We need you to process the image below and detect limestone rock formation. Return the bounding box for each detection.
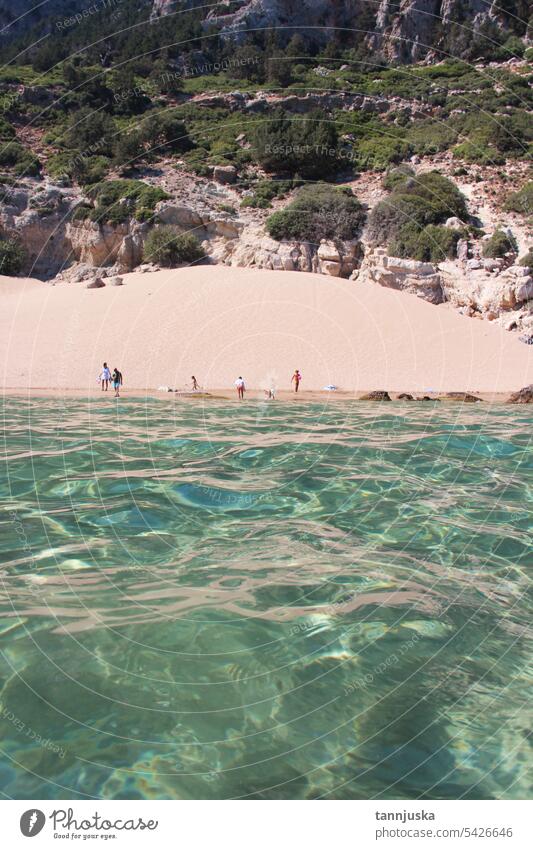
[508,385,533,403]
[204,0,522,63]
[360,249,444,305]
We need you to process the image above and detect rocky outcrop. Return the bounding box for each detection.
[0,180,79,277]
[360,391,392,401]
[204,0,522,63]
[441,262,533,330]
[213,165,237,184]
[508,385,533,404]
[359,249,444,304]
[443,392,482,402]
[195,90,430,120]
[66,220,146,272]
[220,229,362,277]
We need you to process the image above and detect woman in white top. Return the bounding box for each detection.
[100,363,111,391]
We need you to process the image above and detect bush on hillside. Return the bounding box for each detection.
[266,184,365,242]
[0,236,26,275]
[0,142,40,176]
[504,182,532,217]
[253,109,342,179]
[367,171,468,246]
[482,229,518,258]
[389,224,460,263]
[81,180,169,225]
[143,227,204,267]
[382,166,415,192]
[393,171,468,220]
[64,109,116,157]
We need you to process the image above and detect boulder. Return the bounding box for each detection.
[445,217,464,229]
[86,277,105,289]
[317,241,342,263]
[397,393,414,400]
[213,165,237,184]
[384,257,435,276]
[108,276,123,286]
[320,260,342,277]
[515,279,533,303]
[508,385,533,404]
[457,239,469,262]
[443,392,482,403]
[360,391,391,401]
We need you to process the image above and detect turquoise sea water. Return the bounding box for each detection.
[0,396,531,800]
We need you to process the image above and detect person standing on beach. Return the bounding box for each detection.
[191,376,199,391]
[235,376,245,400]
[100,363,111,391]
[112,367,123,398]
[292,369,302,393]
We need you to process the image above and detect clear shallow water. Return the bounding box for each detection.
[0,396,531,800]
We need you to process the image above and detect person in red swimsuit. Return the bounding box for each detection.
[235,376,245,400]
[292,369,302,393]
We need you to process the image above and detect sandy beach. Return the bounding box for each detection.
[1,266,532,396]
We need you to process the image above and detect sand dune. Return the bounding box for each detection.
[1,266,532,394]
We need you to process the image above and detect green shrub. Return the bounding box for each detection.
[0,117,15,141]
[266,184,364,242]
[0,142,40,175]
[383,166,415,192]
[355,135,410,171]
[47,152,110,184]
[83,180,169,225]
[452,142,505,166]
[482,229,518,258]
[141,112,193,155]
[241,179,293,209]
[393,171,468,221]
[253,109,341,179]
[64,109,116,157]
[367,171,467,245]
[0,236,26,275]
[504,182,532,217]
[389,224,460,262]
[143,227,204,266]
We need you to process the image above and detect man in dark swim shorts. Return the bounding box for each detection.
[112,367,123,397]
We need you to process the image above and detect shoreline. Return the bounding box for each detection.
[2,267,532,397]
[0,387,523,404]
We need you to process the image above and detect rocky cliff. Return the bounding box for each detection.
[204,0,528,62]
[1,0,527,61]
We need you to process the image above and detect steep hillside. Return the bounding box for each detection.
[1,0,530,62]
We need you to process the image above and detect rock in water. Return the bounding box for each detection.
[508,385,533,404]
[360,391,391,401]
[444,392,482,403]
[397,393,414,400]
